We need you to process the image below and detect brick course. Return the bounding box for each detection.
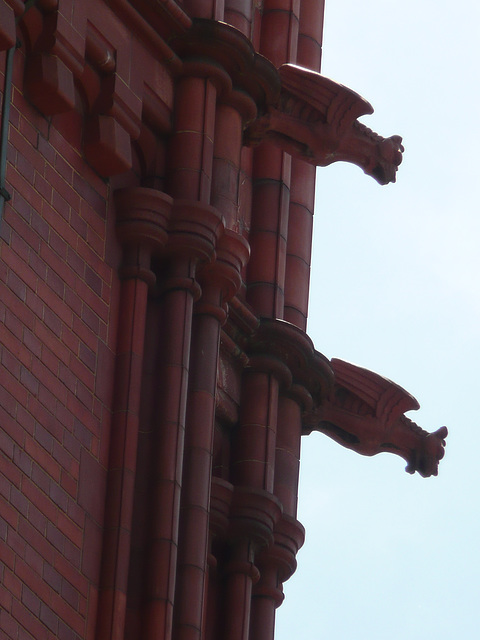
[1,6,117,638]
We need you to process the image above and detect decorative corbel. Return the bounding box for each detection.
[245,63,404,185]
[303,359,448,478]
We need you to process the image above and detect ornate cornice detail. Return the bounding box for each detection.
[10,9,282,179]
[228,486,283,551]
[245,63,404,185]
[115,187,173,250]
[114,187,173,286]
[197,229,250,303]
[8,7,403,185]
[255,514,305,586]
[304,358,448,477]
[166,199,224,264]
[170,18,280,124]
[246,318,334,401]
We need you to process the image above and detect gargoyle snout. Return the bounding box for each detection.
[380,135,404,165]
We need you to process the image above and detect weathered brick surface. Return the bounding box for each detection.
[1,23,118,640]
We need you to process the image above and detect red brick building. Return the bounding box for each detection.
[0,2,446,640]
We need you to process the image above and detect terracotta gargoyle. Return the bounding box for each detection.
[245,64,404,185]
[303,359,447,477]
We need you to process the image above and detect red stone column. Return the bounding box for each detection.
[182,0,225,21]
[174,231,249,640]
[283,158,315,330]
[143,202,223,640]
[223,489,282,640]
[249,559,282,640]
[96,188,172,640]
[233,357,291,492]
[247,0,301,319]
[168,73,218,203]
[224,0,253,38]
[245,321,330,640]
[247,147,291,319]
[249,388,310,640]
[211,103,248,231]
[260,0,300,67]
[274,387,311,517]
[224,356,289,640]
[207,477,235,640]
[248,385,310,640]
[284,0,325,329]
[297,0,324,70]
[250,517,304,640]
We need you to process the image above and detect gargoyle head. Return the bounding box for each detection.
[252,65,406,186]
[367,134,404,185]
[405,426,448,478]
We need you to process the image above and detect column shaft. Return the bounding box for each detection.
[97,270,150,640]
[274,395,302,517]
[169,76,217,203]
[175,288,223,640]
[234,370,280,492]
[284,0,324,328]
[143,257,198,640]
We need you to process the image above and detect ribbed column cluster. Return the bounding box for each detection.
[91,6,328,640]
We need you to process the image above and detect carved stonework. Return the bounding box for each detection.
[304,359,447,477]
[245,63,404,185]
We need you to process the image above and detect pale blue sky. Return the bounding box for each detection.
[277,2,480,638]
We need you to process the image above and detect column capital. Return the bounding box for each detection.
[228,486,282,551]
[171,18,280,124]
[246,319,334,400]
[114,187,173,285]
[167,199,224,264]
[270,514,305,583]
[210,230,250,301]
[115,187,173,252]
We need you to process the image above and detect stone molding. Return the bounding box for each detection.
[7,5,281,179]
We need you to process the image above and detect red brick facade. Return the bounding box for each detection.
[0,2,446,640]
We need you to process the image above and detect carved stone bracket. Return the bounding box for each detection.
[228,486,283,552]
[114,186,173,286]
[245,318,334,401]
[259,514,305,583]
[245,63,404,185]
[169,18,280,127]
[12,10,282,178]
[304,358,448,477]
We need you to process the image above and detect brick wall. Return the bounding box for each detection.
[0,43,119,640]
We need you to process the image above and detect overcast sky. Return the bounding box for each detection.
[277,1,480,638]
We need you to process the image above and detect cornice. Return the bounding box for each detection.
[9,7,283,179]
[169,18,280,123]
[246,318,334,401]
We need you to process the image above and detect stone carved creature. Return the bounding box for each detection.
[304,359,447,477]
[246,64,404,185]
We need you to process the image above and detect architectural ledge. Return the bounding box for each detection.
[304,359,448,477]
[245,63,404,185]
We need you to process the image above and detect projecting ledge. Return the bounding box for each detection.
[245,64,404,185]
[303,358,448,478]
